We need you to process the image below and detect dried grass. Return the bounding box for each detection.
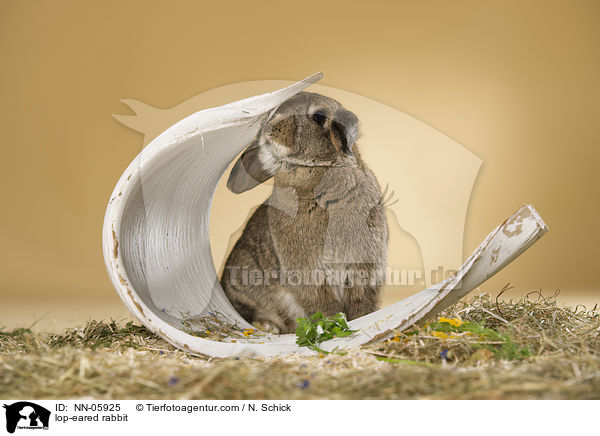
[1,288,599,399]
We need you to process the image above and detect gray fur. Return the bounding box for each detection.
[220,92,388,334]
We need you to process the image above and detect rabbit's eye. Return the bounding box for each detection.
[311,111,327,127]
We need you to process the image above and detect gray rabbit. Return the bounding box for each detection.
[220,92,388,334]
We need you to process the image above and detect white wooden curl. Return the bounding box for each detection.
[102,73,548,357]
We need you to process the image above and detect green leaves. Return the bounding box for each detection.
[295,312,356,354]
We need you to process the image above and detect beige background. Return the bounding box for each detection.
[1,0,599,330]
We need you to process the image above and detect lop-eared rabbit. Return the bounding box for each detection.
[221,92,388,334]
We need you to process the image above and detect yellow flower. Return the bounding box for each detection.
[387,335,402,343]
[438,317,463,327]
[431,331,449,339]
[243,329,254,337]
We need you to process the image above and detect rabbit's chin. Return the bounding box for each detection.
[257,143,287,175]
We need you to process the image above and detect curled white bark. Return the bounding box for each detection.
[102,74,548,357]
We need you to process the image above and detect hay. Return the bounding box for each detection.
[367,287,600,364]
[181,312,262,342]
[1,288,599,399]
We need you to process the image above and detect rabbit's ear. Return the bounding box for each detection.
[227,143,272,194]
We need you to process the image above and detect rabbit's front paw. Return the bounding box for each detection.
[253,320,281,335]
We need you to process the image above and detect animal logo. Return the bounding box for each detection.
[2,402,50,433]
